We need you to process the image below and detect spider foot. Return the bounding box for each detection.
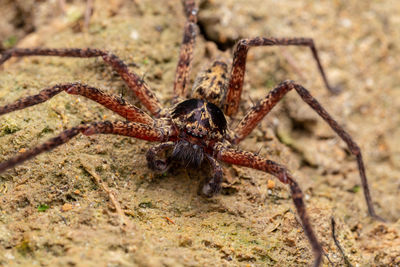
[0,50,12,65]
[146,150,170,173]
[201,177,222,197]
[327,84,343,95]
[147,158,170,173]
[145,143,174,173]
[370,211,386,222]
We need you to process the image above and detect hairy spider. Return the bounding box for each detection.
[0,1,381,266]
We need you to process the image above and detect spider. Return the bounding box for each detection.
[0,0,381,266]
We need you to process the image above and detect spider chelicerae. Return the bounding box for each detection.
[0,1,381,266]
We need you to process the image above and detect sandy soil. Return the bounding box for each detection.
[0,0,399,266]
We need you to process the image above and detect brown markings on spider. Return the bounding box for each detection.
[0,1,383,266]
[192,60,228,107]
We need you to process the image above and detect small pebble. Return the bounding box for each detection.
[267,179,275,189]
[61,203,74,212]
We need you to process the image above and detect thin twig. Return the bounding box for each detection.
[165,216,175,224]
[292,211,334,266]
[82,162,133,231]
[58,0,66,15]
[323,248,335,267]
[331,217,353,267]
[59,214,68,225]
[84,0,94,30]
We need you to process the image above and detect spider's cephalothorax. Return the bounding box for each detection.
[0,0,384,266]
[170,97,227,168]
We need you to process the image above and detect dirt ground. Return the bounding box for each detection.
[0,0,399,266]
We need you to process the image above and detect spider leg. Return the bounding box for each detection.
[216,145,323,267]
[0,121,173,173]
[0,83,154,125]
[146,142,175,172]
[225,37,337,116]
[0,48,162,116]
[201,154,223,197]
[230,80,381,220]
[173,0,198,102]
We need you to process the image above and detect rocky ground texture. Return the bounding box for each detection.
[0,0,399,266]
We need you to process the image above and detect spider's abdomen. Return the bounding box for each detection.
[191,60,228,109]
